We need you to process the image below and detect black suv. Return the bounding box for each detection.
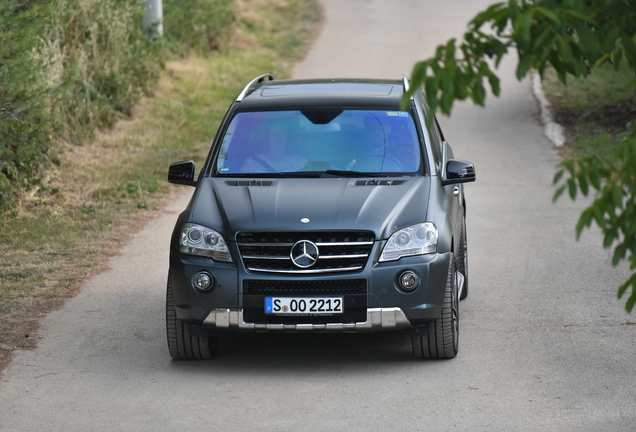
[167,74,475,360]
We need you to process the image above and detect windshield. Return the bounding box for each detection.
[215,109,422,176]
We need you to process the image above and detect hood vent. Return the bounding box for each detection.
[225,180,274,187]
[355,179,406,186]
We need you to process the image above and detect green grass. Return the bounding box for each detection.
[542,62,636,158]
[0,0,322,358]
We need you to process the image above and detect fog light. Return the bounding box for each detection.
[193,271,214,292]
[399,271,419,291]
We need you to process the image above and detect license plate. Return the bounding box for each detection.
[265,297,344,315]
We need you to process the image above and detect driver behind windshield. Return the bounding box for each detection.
[241,123,307,173]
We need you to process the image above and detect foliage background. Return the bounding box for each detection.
[0,0,237,211]
[405,0,636,312]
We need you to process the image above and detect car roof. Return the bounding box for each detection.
[236,78,408,111]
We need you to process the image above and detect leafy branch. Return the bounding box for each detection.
[553,129,636,312]
[404,0,636,312]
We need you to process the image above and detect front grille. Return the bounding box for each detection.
[243,279,366,295]
[237,231,375,274]
[243,308,367,325]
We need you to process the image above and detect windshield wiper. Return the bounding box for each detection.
[218,171,380,178]
[217,172,320,178]
[324,170,380,178]
[277,171,321,178]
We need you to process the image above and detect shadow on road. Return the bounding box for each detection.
[164,331,449,376]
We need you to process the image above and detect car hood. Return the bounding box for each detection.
[189,177,431,240]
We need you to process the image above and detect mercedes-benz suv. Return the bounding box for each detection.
[166,74,475,360]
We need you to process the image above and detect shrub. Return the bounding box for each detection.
[0,1,53,207]
[34,0,164,143]
[0,0,238,213]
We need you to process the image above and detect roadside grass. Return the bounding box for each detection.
[541,62,636,158]
[0,0,322,367]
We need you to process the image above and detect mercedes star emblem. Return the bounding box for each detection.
[290,240,319,268]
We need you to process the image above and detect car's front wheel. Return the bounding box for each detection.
[411,253,459,359]
[166,273,217,360]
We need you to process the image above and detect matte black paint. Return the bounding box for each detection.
[168,77,475,332]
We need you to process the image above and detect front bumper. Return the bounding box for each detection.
[170,247,453,332]
[202,307,412,332]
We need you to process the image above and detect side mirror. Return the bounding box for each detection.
[168,161,197,186]
[442,159,475,186]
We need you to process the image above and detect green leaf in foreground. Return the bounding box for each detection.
[406,0,636,313]
[554,130,636,312]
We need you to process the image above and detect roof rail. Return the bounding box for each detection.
[402,74,410,93]
[236,73,275,102]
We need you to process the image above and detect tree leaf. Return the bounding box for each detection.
[617,274,636,313]
[619,33,636,71]
[553,185,566,202]
[516,51,534,80]
[625,289,636,313]
[576,208,594,238]
[613,243,627,266]
[592,205,606,228]
[425,77,438,114]
[508,0,521,22]
[610,50,623,70]
[514,10,533,51]
[588,166,601,190]
[559,8,592,23]
[440,72,454,114]
[571,19,602,61]
[534,6,559,23]
[471,80,486,105]
[486,70,501,96]
[612,185,624,207]
[577,170,589,196]
[603,229,617,248]
[471,3,508,29]
[618,280,630,298]
[567,177,577,199]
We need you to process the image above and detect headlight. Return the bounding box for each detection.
[180,223,233,262]
[379,222,438,262]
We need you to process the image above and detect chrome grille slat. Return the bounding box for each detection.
[246,266,364,274]
[243,254,368,260]
[238,242,294,247]
[236,231,375,274]
[315,241,374,246]
[319,254,368,260]
[242,255,291,260]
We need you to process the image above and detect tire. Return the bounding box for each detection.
[457,218,469,300]
[166,274,217,360]
[412,253,459,359]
